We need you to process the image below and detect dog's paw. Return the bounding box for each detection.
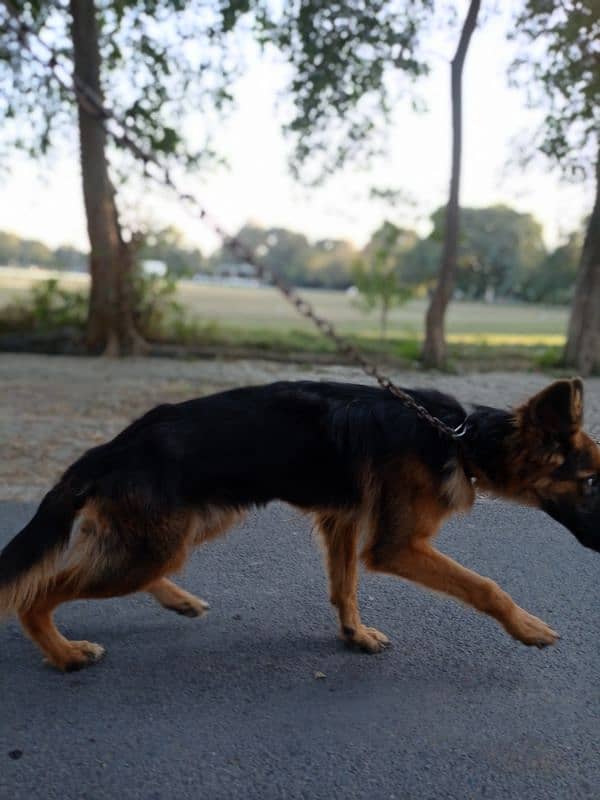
[505,608,559,648]
[46,641,106,672]
[169,596,210,618]
[343,625,390,654]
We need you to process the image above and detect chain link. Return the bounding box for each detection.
[0,7,473,443]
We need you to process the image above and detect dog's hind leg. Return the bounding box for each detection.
[145,507,245,618]
[316,512,389,653]
[19,567,197,671]
[17,502,202,670]
[147,578,209,618]
[19,581,106,672]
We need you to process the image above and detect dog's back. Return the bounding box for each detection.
[63,381,466,511]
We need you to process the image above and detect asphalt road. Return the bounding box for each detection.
[0,499,598,800]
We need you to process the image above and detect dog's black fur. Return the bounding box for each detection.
[68,382,466,507]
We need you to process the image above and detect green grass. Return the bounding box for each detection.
[0,267,569,370]
[170,282,567,342]
[166,321,563,372]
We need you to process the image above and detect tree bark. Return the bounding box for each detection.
[422,0,481,368]
[381,298,389,338]
[564,147,600,375]
[69,0,145,355]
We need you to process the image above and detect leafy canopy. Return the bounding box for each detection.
[523,231,582,305]
[428,205,547,299]
[259,0,434,184]
[509,0,600,179]
[1,1,436,190]
[0,1,253,165]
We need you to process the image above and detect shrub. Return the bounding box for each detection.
[131,272,183,337]
[0,278,87,333]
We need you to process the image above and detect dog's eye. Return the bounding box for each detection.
[583,475,599,496]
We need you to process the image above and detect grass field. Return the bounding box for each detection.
[176,284,566,343]
[0,267,569,369]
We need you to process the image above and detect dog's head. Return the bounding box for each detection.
[507,378,600,552]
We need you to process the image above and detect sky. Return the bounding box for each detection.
[0,3,594,256]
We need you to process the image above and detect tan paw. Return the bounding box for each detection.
[343,625,390,654]
[167,595,209,618]
[505,608,559,648]
[47,641,106,672]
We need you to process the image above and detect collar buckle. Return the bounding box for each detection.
[453,418,469,438]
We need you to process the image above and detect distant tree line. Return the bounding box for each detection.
[0,231,87,272]
[0,226,205,277]
[1,203,582,306]
[216,205,582,304]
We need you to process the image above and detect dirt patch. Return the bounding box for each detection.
[2,353,599,502]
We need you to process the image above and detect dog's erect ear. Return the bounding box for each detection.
[524,378,584,434]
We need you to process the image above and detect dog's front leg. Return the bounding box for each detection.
[316,512,389,653]
[367,541,559,647]
[147,578,209,617]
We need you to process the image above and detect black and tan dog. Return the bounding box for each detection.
[1,377,598,671]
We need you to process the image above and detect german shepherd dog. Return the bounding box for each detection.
[1,377,599,671]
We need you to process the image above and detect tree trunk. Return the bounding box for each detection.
[422,0,481,368]
[381,298,389,339]
[69,0,145,355]
[564,148,600,375]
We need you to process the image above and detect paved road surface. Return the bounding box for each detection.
[1,500,598,800]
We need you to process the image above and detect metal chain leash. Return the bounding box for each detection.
[1,5,467,442]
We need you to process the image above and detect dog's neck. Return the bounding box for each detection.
[459,405,517,491]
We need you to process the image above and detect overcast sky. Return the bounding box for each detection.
[0,3,593,255]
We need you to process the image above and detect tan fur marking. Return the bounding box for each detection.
[147,578,209,616]
[368,540,558,647]
[18,580,106,671]
[315,509,389,653]
[571,380,584,425]
[0,506,107,617]
[359,462,559,648]
[495,412,600,507]
[442,460,475,511]
[0,555,62,619]
[191,507,246,545]
[58,500,111,589]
